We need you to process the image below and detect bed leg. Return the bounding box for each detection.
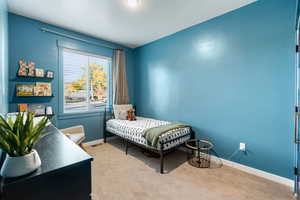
[125,140,128,155]
[191,128,196,139]
[104,132,107,143]
[160,151,164,174]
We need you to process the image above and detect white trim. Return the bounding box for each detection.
[63,47,112,60]
[85,141,294,188]
[211,156,293,188]
[83,139,103,146]
[62,47,111,115]
[83,136,118,146]
[178,147,293,188]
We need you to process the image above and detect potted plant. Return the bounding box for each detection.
[0,112,49,178]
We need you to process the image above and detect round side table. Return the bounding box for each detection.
[185,139,214,168]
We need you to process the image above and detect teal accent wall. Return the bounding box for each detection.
[134,0,296,179]
[8,13,135,141]
[0,0,8,115]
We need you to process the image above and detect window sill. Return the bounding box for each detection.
[58,110,104,120]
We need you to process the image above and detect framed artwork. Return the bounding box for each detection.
[28,104,45,116]
[46,106,53,115]
[18,104,28,112]
[16,84,34,96]
[34,82,52,96]
[46,71,54,79]
[35,68,45,77]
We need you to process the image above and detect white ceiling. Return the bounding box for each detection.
[8,0,256,48]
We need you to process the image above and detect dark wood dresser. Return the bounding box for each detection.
[0,125,93,200]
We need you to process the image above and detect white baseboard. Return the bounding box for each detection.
[85,140,293,188]
[83,136,118,146]
[83,139,103,146]
[211,156,293,188]
[179,147,293,188]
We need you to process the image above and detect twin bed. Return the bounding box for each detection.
[103,106,194,173]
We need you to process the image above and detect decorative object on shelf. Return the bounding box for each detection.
[34,82,52,96]
[27,61,36,77]
[18,104,28,112]
[0,112,49,178]
[46,106,53,115]
[17,60,28,76]
[46,70,54,79]
[35,68,45,78]
[28,104,46,116]
[17,60,54,80]
[16,84,34,96]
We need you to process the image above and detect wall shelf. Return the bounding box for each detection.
[16,74,54,80]
[16,95,54,98]
[35,114,55,118]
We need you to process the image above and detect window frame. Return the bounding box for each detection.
[59,47,112,118]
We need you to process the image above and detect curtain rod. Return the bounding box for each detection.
[40,27,124,51]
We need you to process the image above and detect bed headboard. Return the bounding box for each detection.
[104,104,136,122]
[104,105,114,122]
[103,104,136,142]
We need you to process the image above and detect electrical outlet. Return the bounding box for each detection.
[240,143,246,151]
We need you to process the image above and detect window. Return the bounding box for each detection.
[63,48,111,113]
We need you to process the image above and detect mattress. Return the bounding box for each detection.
[106,117,191,150]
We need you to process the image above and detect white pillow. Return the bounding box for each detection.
[113,104,133,120]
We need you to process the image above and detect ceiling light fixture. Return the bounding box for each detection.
[127,0,140,8]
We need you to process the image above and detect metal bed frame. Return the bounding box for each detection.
[103,105,195,174]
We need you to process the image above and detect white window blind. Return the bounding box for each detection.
[63,48,111,113]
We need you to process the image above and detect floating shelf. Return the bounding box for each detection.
[16,95,54,98]
[16,75,54,80]
[35,114,55,117]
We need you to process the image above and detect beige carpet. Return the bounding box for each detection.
[87,138,293,200]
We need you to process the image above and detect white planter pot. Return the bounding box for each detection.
[0,149,41,178]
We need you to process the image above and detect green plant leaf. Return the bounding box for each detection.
[7,117,14,129]
[0,115,13,132]
[0,113,48,156]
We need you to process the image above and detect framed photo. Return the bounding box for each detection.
[46,71,54,79]
[46,106,53,115]
[28,104,45,116]
[16,84,34,96]
[35,68,45,77]
[34,82,52,96]
[18,104,28,112]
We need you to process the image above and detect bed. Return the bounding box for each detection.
[103,106,194,174]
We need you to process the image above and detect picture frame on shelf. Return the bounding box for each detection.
[46,71,54,79]
[35,68,45,78]
[18,104,28,112]
[16,84,34,96]
[28,104,45,116]
[34,82,52,96]
[46,106,53,115]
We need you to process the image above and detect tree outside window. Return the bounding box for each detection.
[63,49,111,113]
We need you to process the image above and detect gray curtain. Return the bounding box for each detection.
[112,49,130,104]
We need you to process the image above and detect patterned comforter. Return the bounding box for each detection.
[106,117,191,150]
